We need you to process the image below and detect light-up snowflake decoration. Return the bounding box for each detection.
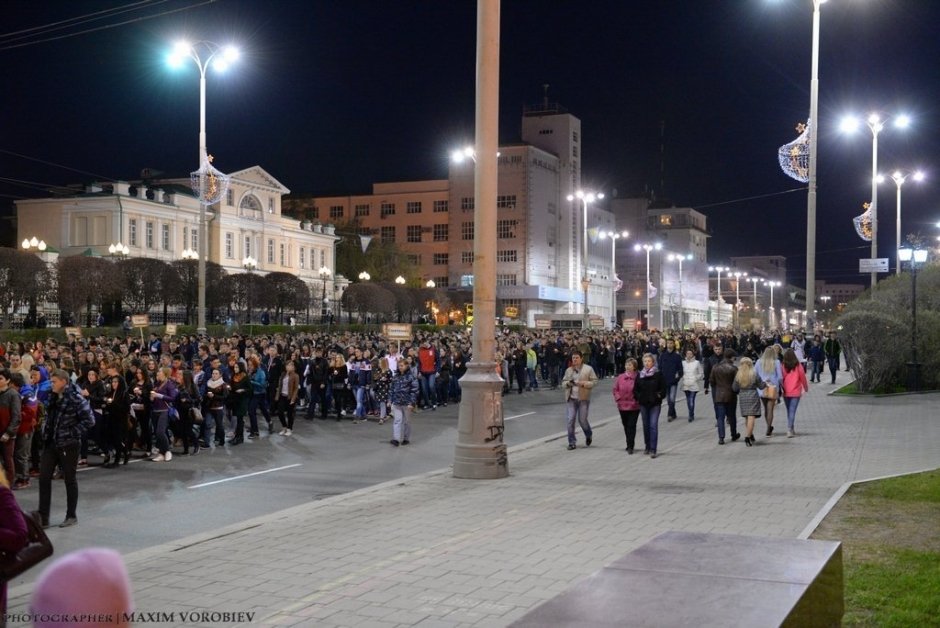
[853,202,873,242]
[190,154,231,205]
[778,120,811,183]
[648,281,658,299]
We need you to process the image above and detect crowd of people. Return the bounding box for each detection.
[0,325,843,528]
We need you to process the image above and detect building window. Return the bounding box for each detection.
[572,145,579,157]
[280,243,286,266]
[381,226,395,243]
[461,251,474,264]
[461,222,474,241]
[129,219,137,247]
[330,205,344,219]
[226,189,234,206]
[225,233,234,258]
[433,224,449,242]
[460,274,474,287]
[497,274,517,286]
[268,198,275,214]
[406,201,422,214]
[320,249,325,268]
[659,214,673,226]
[497,250,517,263]
[380,202,395,217]
[433,253,448,265]
[497,220,517,239]
[433,200,448,213]
[434,276,449,288]
[547,225,556,247]
[191,229,198,252]
[244,236,251,258]
[267,239,274,263]
[355,204,370,217]
[572,130,579,142]
[461,197,474,211]
[311,206,320,219]
[407,225,422,243]
[547,202,556,215]
[162,224,170,251]
[496,195,516,208]
[407,254,422,265]
[299,247,305,269]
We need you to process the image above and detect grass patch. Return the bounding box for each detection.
[811,469,940,626]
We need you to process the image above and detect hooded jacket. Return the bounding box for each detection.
[42,383,95,448]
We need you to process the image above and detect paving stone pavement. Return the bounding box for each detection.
[7,380,939,627]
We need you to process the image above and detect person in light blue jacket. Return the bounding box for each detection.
[755,347,783,437]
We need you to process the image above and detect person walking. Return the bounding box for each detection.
[823,332,842,385]
[756,347,783,437]
[561,351,598,450]
[275,361,300,436]
[0,369,22,484]
[781,348,810,437]
[807,337,824,383]
[658,340,683,422]
[680,349,703,422]
[732,357,765,447]
[37,369,95,527]
[149,368,178,462]
[388,357,419,446]
[612,357,641,454]
[634,353,666,458]
[708,349,740,445]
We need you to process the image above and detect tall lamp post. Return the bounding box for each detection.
[898,245,928,391]
[667,253,692,330]
[763,280,781,329]
[803,0,824,339]
[319,266,331,323]
[709,265,729,329]
[840,112,911,289]
[747,277,762,330]
[599,230,629,329]
[567,189,604,329]
[634,243,662,330]
[732,271,748,331]
[167,39,240,335]
[819,294,831,328]
[886,170,925,275]
[242,256,257,325]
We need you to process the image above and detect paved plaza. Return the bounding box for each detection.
[7,380,939,627]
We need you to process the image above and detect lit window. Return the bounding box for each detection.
[244,236,251,258]
[659,215,673,226]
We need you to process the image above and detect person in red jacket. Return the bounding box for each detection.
[416,340,438,410]
[10,373,38,490]
[612,358,641,454]
[0,369,22,485]
[781,349,809,438]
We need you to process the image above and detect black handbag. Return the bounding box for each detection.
[0,509,54,581]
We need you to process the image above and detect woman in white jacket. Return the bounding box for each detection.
[680,349,703,422]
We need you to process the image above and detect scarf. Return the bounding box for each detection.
[640,365,657,378]
[207,376,225,390]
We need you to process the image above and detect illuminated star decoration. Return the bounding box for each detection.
[853,202,873,242]
[648,281,658,299]
[614,275,623,292]
[190,153,231,205]
[777,120,811,183]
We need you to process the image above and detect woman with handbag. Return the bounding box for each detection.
[756,347,783,437]
[732,357,766,447]
[0,471,29,616]
[781,348,810,437]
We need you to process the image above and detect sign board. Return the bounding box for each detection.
[589,316,605,329]
[131,314,149,328]
[859,258,889,273]
[64,327,81,337]
[382,323,413,341]
[165,324,178,335]
[504,306,519,319]
[694,322,706,332]
[535,319,551,329]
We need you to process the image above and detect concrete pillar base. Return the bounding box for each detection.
[453,361,508,479]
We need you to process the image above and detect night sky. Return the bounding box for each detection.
[4,0,940,285]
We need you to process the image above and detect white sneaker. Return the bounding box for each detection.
[787,430,795,438]
[151,454,166,462]
[284,429,292,436]
[279,429,287,435]
[164,451,173,462]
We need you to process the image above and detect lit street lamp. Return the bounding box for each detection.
[885,169,925,275]
[567,189,604,329]
[319,266,331,324]
[763,280,782,329]
[898,245,928,391]
[709,265,729,329]
[395,275,406,285]
[732,271,748,331]
[167,39,240,335]
[359,271,371,282]
[426,279,435,288]
[840,111,911,289]
[747,276,762,329]
[181,247,198,260]
[599,230,629,329]
[634,242,663,330]
[21,237,47,253]
[667,252,692,330]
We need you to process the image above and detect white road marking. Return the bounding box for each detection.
[504,412,536,421]
[188,463,303,489]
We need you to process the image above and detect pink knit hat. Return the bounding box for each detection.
[30,548,134,627]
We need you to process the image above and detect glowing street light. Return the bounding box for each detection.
[567,190,605,329]
[709,265,730,329]
[762,280,782,329]
[731,271,748,331]
[358,271,371,282]
[885,169,926,275]
[599,230,629,329]
[667,253,693,330]
[634,242,663,330]
[426,279,436,288]
[22,237,47,252]
[395,275,406,285]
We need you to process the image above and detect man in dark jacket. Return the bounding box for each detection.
[0,368,22,485]
[305,348,329,420]
[708,349,740,445]
[658,340,683,421]
[37,369,95,528]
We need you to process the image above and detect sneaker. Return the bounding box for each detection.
[152,454,166,462]
[59,517,78,528]
[279,429,287,435]
[151,447,159,455]
[284,429,293,436]
[401,440,410,445]
[787,430,795,438]
[78,459,88,467]
[567,444,576,450]
[585,436,592,447]
[718,438,725,445]
[164,451,173,462]
[390,439,400,447]
[12,479,30,490]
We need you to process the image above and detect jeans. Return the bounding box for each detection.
[619,409,640,450]
[1,438,14,484]
[249,393,271,434]
[353,386,366,418]
[713,401,737,440]
[526,368,539,390]
[784,396,801,431]
[639,404,661,452]
[566,399,593,446]
[152,410,170,454]
[39,442,80,522]
[685,391,697,420]
[827,357,840,383]
[666,383,679,417]
[391,404,412,442]
[14,433,32,481]
[419,373,437,407]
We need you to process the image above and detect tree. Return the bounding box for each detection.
[333,220,420,283]
[262,272,308,322]
[169,260,227,324]
[116,258,169,316]
[0,248,51,326]
[57,256,118,326]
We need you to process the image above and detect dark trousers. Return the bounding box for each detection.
[1,438,14,484]
[277,398,295,430]
[307,384,328,418]
[249,393,271,434]
[152,410,170,454]
[39,442,80,522]
[619,409,640,450]
[827,357,840,383]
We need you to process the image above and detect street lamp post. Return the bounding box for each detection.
[763,280,781,329]
[567,190,604,329]
[667,253,692,330]
[887,170,925,275]
[600,230,629,329]
[898,245,928,391]
[167,39,239,335]
[242,256,257,325]
[747,277,761,330]
[634,243,662,331]
[804,0,824,338]
[319,266,331,324]
[22,237,48,253]
[709,266,729,329]
[732,271,748,332]
[819,294,831,328]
